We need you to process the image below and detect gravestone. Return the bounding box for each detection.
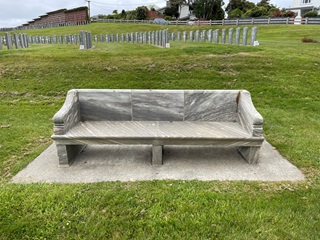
[19,34,25,48]
[213,29,219,44]
[183,31,187,42]
[177,32,181,42]
[242,27,248,46]
[251,27,258,46]
[208,29,212,43]
[235,28,240,45]
[100,34,104,42]
[221,29,226,44]
[190,31,194,42]
[5,32,13,50]
[171,32,175,42]
[228,28,233,44]
[13,33,20,49]
[201,30,206,42]
[159,30,163,46]
[195,30,199,42]
[156,31,159,45]
[0,37,2,50]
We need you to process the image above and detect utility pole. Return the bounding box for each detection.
[86,0,91,20]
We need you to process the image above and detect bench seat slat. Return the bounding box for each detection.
[52,121,263,146]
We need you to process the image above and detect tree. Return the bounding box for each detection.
[256,0,275,11]
[192,0,225,20]
[120,10,127,19]
[164,6,180,18]
[229,8,244,18]
[226,0,255,15]
[112,10,118,15]
[136,6,148,20]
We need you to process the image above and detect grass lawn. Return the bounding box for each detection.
[0,23,319,239]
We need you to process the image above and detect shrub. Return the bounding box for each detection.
[244,6,268,17]
[269,8,282,17]
[282,10,296,17]
[303,11,318,17]
[301,37,319,43]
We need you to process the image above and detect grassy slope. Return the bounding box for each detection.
[0,24,319,239]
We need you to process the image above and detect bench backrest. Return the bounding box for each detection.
[77,89,240,122]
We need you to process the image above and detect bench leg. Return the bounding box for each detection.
[152,145,163,165]
[238,146,260,164]
[56,144,86,167]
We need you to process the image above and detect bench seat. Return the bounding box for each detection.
[53,121,261,144]
[52,89,264,167]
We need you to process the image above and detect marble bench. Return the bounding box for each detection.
[51,89,264,167]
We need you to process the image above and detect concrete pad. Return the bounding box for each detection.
[11,141,305,183]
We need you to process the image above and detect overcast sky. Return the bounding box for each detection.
[0,0,293,29]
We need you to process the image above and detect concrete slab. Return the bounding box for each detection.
[12,141,305,183]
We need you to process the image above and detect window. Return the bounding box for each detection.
[302,0,311,3]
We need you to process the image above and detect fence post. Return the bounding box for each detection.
[251,18,254,24]
[286,17,289,24]
[305,17,309,24]
[268,17,271,24]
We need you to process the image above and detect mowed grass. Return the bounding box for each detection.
[0,23,320,239]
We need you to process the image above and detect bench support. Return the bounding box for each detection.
[152,145,163,165]
[56,144,86,167]
[238,146,260,164]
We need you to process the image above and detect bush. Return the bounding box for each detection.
[244,6,268,17]
[282,10,296,17]
[269,7,282,17]
[303,11,318,17]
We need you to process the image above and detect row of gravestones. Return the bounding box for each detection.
[92,27,258,47]
[1,27,257,51]
[94,29,170,48]
[0,32,29,50]
[26,30,93,49]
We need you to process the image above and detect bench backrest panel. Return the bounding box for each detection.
[78,90,239,122]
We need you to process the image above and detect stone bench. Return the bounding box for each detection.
[51,89,264,167]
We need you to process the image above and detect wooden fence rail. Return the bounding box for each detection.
[95,17,320,25]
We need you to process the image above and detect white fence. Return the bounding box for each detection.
[96,17,320,25]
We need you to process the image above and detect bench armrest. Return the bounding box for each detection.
[52,90,80,135]
[237,90,263,137]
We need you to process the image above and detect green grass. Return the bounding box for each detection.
[0,23,320,239]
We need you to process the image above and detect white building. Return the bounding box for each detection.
[178,4,196,20]
[287,0,320,17]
